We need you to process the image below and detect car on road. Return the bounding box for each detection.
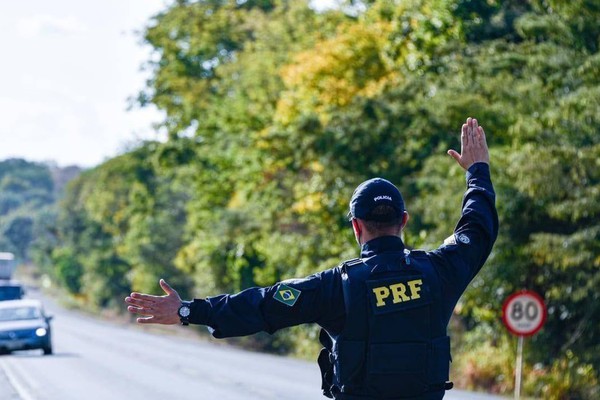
[0,299,53,355]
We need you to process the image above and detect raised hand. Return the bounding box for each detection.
[125,279,182,325]
[447,117,490,170]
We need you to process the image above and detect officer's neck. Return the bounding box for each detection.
[360,235,405,258]
[353,219,403,247]
[359,228,401,245]
[360,232,400,246]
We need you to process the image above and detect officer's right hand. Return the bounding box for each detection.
[125,279,182,325]
[447,117,489,170]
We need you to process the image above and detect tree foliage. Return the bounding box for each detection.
[0,159,56,261]
[41,1,599,397]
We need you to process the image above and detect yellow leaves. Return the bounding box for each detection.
[290,162,326,214]
[276,21,394,124]
[227,190,245,209]
[310,161,324,173]
[292,192,323,214]
[174,241,202,275]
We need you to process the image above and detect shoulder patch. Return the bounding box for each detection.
[444,233,471,245]
[273,284,301,307]
[457,233,471,244]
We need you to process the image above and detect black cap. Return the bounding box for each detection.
[348,178,404,221]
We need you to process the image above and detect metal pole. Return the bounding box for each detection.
[515,335,524,399]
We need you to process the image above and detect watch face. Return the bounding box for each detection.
[179,306,191,318]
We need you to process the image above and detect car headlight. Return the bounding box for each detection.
[35,328,47,337]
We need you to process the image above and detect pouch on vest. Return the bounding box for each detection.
[318,329,335,398]
[367,342,429,397]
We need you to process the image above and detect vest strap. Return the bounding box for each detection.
[341,258,364,275]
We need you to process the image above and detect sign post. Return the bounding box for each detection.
[502,290,547,399]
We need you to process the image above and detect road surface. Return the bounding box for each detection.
[0,289,505,400]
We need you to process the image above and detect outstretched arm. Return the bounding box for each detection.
[431,117,498,317]
[124,270,345,337]
[447,117,489,170]
[125,279,182,324]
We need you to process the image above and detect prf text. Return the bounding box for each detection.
[372,279,423,307]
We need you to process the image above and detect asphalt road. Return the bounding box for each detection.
[0,289,506,400]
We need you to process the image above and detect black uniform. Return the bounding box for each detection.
[187,162,498,399]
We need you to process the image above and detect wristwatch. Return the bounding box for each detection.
[178,301,192,326]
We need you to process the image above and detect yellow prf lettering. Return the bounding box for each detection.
[390,282,410,303]
[372,286,390,307]
[407,279,423,300]
[372,279,425,307]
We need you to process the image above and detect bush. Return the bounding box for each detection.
[452,336,513,394]
[528,351,599,400]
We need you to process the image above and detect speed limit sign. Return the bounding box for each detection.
[502,290,547,336]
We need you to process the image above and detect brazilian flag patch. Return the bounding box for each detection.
[273,284,301,307]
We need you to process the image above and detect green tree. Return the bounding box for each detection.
[0,159,55,260]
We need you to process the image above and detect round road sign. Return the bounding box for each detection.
[502,290,547,336]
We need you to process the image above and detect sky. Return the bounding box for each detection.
[0,0,336,169]
[0,0,171,168]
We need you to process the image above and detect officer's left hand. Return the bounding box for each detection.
[125,279,182,324]
[447,117,489,170]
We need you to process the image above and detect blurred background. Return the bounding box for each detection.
[0,1,598,399]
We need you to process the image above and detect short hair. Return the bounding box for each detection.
[362,205,403,235]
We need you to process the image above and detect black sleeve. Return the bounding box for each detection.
[430,162,499,300]
[188,268,345,339]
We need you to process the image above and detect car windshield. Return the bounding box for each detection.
[0,306,41,321]
[0,286,22,300]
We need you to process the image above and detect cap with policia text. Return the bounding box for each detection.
[348,178,405,221]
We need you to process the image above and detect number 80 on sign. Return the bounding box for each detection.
[502,290,547,337]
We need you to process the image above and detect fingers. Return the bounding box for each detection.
[129,292,161,302]
[125,294,159,315]
[472,118,480,148]
[160,279,175,295]
[136,316,173,325]
[478,126,487,147]
[466,117,477,147]
[137,316,157,324]
[127,305,151,315]
[464,117,483,148]
[447,149,461,163]
[125,296,154,308]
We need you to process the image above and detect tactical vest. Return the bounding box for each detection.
[318,250,453,400]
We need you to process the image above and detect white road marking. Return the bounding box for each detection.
[1,356,38,400]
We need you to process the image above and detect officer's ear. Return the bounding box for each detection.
[352,218,367,246]
[400,211,409,230]
[351,218,362,238]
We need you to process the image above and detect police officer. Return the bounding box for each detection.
[125,117,498,400]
